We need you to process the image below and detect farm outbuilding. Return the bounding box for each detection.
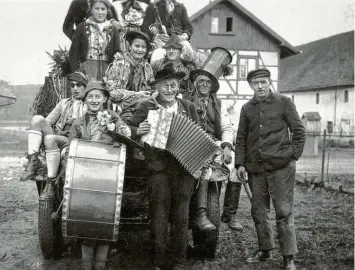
[189,0,298,127]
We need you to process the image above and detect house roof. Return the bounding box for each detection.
[301,112,321,121]
[0,87,16,107]
[189,0,298,58]
[280,31,354,93]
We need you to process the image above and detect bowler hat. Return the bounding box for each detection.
[68,70,89,86]
[150,63,186,86]
[81,79,110,101]
[125,30,152,51]
[163,35,183,50]
[247,68,271,83]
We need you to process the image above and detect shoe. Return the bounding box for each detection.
[20,153,41,181]
[228,215,243,232]
[246,250,272,263]
[193,211,216,231]
[284,256,296,270]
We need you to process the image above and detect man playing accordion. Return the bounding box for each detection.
[127,64,199,270]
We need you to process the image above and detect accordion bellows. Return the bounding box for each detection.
[141,109,221,176]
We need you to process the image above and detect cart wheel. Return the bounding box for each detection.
[38,183,62,259]
[192,182,220,258]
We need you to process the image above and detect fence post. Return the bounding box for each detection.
[320,129,326,183]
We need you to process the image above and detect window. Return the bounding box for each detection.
[239,57,257,79]
[316,93,319,104]
[327,121,333,134]
[291,95,294,102]
[211,17,219,33]
[226,17,233,32]
[345,90,349,103]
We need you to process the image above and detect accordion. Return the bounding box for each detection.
[141,109,221,176]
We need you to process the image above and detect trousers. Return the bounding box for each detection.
[249,160,298,255]
[148,157,195,268]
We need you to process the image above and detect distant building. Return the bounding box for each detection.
[189,0,298,127]
[280,31,354,135]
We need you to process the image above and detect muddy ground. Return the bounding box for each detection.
[0,132,354,270]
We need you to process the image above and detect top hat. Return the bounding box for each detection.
[150,63,186,86]
[163,35,183,50]
[81,79,110,101]
[190,47,232,93]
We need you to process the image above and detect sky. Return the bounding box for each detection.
[0,0,353,85]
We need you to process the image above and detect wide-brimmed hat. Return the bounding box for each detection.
[247,68,271,83]
[189,47,232,93]
[150,63,186,86]
[81,79,110,101]
[163,35,182,50]
[125,30,152,51]
[68,70,89,86]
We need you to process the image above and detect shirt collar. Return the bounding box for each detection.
[250,91,273,104]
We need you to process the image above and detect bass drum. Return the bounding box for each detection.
[62,139,126,242]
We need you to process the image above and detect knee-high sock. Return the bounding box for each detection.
[45,149,60,178]
[28,130,42,155]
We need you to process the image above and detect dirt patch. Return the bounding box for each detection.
[0,135,353,269]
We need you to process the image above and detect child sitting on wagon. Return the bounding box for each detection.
[20,71,89,182]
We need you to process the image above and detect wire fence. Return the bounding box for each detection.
[296,130,354,190]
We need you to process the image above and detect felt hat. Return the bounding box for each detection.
[247,68,271,83]
[189,47,232,93]
[163,35,183,50]
[125,30,152,51]
[68,70,89,86]
[150,63,186,86]
[81,79,110,101]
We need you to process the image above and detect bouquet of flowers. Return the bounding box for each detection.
[97,110,116,131]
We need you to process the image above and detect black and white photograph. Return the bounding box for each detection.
[0,0,354,269]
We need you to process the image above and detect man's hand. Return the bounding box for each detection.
[222,146,232,164]
[180,33,189,41]
[110,19,122,31]
[236,165,247,182]
[136,120,151,136]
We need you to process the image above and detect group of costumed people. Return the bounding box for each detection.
[20,1,306,270]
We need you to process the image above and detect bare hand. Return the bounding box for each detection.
[120,125,132,137]
[110,20,122,31]
[156,33,170,43]
[180,33,189,41]
[222,147,232,164]
[237,166,247,182]
[149,25,159,35]
[136,120,151,136]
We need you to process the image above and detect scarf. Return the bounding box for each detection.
[124,51,154,92]
[84,111,102,141]
[86,17,112,55]
[192,93,221,122]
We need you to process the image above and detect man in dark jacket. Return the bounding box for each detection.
[234,68,305,270]
[141,0,193,41]
[127,65,199,270]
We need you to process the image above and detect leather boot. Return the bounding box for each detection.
[81,244,94,270]
[284,255,296,270]
[194,180,216,231]
[221,182,243,231]
[20,153,41,181]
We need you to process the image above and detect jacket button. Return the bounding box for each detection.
[260,111,263,115]
[258,149,261,152]
[260,124,263,128]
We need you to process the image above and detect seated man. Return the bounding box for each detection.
[127,65,199,270]
[20,71,88,181]
[66,79,131,270]
[150,34,197,99]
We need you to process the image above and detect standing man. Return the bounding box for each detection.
[127,65,199,270]
[188,48,243,231]
[234,68,305,270]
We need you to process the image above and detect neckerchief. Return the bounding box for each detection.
[124,51,154,92]
[86,17,112,52]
